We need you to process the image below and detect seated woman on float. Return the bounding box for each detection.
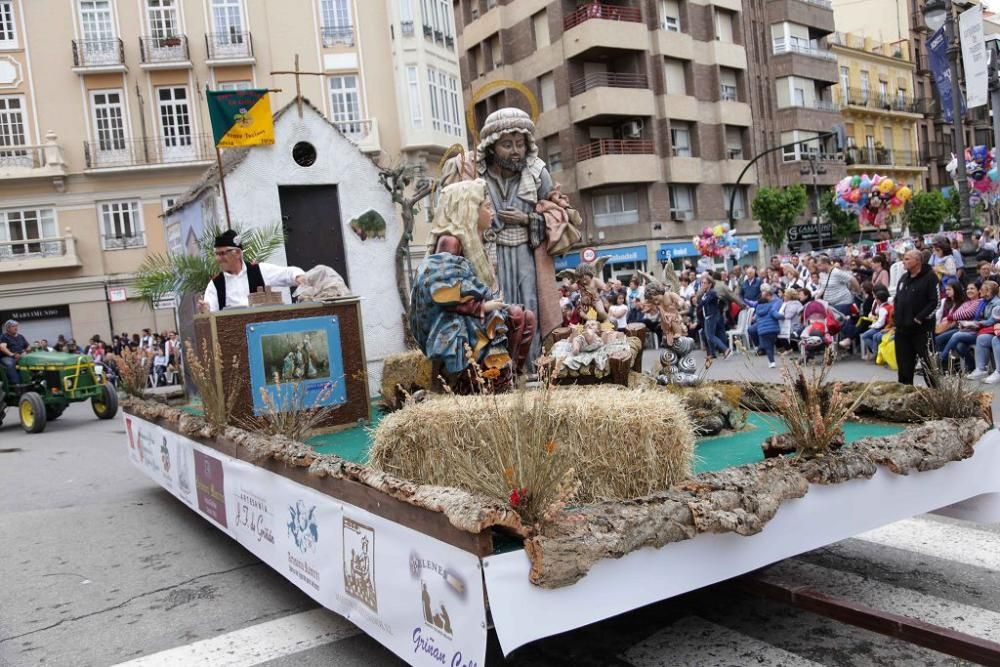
[409,180,535,387]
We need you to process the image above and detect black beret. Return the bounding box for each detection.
[214,229,242,249]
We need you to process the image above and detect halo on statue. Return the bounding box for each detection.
[465,80,540,148]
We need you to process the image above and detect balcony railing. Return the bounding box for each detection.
[139,34,190,64]
[333,118,378,147]
[400,20,414,36]
[0,236,67,260]
[321,25,354,47]
[83,133,214,170]
[920,140,949,161]
[772,37,836,61]
[72,38,125,68]
[912,97,937,115]
[845,146,921,167]
[0,145,45,169]
[564,3,643,30]
[780,98,840,112]
[570,72,648,96]
[205,31,253,60]
[576,139,655,161]
[840,87,919,113]
[102,232,146,250]
[791,0,833,9]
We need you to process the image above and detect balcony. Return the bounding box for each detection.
[575,139,660,189]
[920,140,949,161]
[772,37,835,60]
[71,38,126,73]
[0,234,82,274]
[663,156,702,182]
[321,25,355,47]
[83,133,214,172]
[562,4,647,59]
[774,102,841,133]
[0,133,68,185]
[333,118,381,154]
[139,35,191,68]
[205,31,254,64]
[839,88,921,115]
[569,73,654,122]
[770,38,838,82]
[767,0,835,34]
[102,232,146,250]
[844,147,925,169]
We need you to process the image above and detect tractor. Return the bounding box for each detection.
[0,351,118,433]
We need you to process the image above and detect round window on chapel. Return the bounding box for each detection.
[292,141,317,167]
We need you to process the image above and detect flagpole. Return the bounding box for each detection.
[216,145,233,231]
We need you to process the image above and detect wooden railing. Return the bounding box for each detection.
[576,139,654,162]
[570,72,648,96]
[564,4,643,30]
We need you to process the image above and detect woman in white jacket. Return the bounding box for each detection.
[777,287,804,347]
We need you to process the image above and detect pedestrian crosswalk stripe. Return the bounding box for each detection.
[766,559,1000,641]
[854,517,1000,572]
[622,616,824,667]
[110,608,360,667]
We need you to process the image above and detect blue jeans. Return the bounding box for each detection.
[861,327,882,356]
[759,332,777,363]
[934,328,959,353]
[703,314,729,357]
[975,334,999,371]
[748,323,759,348]
[1,356,17,385]
[939,331,977,372]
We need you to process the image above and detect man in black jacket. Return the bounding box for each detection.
[894,250,940,386]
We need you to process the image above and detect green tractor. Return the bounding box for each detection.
[0,351,118,433]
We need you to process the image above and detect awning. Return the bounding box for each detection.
[554,253,580,271]
[656,237,760,262]
[597,245,647,264]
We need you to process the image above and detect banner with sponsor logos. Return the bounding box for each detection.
[124,414,487,667]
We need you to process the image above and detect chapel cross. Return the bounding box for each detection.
[270,54,326,118]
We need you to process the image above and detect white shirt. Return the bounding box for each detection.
[203,261,305,312]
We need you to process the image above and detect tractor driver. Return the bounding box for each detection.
[197,230,307,313]
[0,319,31,386]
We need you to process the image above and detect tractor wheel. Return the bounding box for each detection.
[45,404,67,421]
[92,383,118,420]
[19,392,47,434]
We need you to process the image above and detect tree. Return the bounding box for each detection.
[751,185,808,253]
[820,190,859,242]
[133,223,285,305]
[904,191,950,236]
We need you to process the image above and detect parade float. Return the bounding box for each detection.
[123,90,1000,666]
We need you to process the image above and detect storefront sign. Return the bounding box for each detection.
[554,253,580,272]
[596,245,647,265]
[125,415,488,667]
[786,223,832,243]
[0,305,70,322]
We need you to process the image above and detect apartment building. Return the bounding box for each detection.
[830,32,927,197]
[453,0,761,278]
[0,0,463,343]
[742,0,846,227]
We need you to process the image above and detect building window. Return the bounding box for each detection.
[329,75,363,135]
[216,80,252,90]
[0,0,18,48]
[839,65,849,92]
[420,0,454,46]
[668,185,694,220]
[859,70,870,99]
[723,185,746,220]
[548,149,562,172]
[715,8,734,42]
[720,68,738,101]
[146,0,180,40]
[660,0,680,32]
[157,86,193,159]
[427,67,462,136]
[533,10,549,48]
[79,0,115,42]
[400,0,414,34]
[542,134,562,171]
[725,126,744,159]
[593,191,640,227]
[406,66,422,128]
[100,200,145,249]
[0,95,27,158]
[209,0,248,56]
[90,90,128,166]
[320,0,354,46]
[670,123,691,157]
[539,72,556,112]
[663,58,687,96]
[0,208,57,257]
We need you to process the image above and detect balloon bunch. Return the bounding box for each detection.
[693,223,736,258]
[945,146,1000,208]
[834,174,912,227]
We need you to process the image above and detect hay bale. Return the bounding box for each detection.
[370,386,696,502]
[379,350,433,410]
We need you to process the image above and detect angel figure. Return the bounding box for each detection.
[557,257,610,322]
[639,266,699,385]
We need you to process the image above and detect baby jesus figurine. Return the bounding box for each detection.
[643,284,688,347]
[571,320,603,354]
[550,321,630,375]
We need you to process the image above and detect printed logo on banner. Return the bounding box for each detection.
[175,440,193,504]
[232,486,275,545]
[138,426,159,476]
[343,518,378,613]
[194,450,228,528]
[125,416,141,465]
[410,552,480,666]
[159,436,174,490]
[286,500,322,592]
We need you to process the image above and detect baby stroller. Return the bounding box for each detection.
[799,306,844,364]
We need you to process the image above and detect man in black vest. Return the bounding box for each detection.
[198,230,306,312]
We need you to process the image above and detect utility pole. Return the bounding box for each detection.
[942,0,972,228]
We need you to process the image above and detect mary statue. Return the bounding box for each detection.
[410,180,536,387]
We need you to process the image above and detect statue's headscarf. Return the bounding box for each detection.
[428,180,494,285]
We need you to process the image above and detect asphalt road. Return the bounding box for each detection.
[2,354,999,666]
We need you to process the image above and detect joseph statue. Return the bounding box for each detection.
[442,107,578,363]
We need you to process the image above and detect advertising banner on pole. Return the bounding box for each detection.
[124,415,487,667]
[960,5,988,109]
[927,27,966,122]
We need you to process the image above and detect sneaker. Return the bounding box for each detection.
[768,361,776,369]
[968,368,989,380]
[985,371,1000,385]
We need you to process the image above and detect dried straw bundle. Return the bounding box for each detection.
[369,386,696,503]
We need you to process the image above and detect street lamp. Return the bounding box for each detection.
[925,0,972,229]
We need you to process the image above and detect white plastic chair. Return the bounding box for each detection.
[727,307,754,353]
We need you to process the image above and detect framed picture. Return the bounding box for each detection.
[246,316,347,414]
